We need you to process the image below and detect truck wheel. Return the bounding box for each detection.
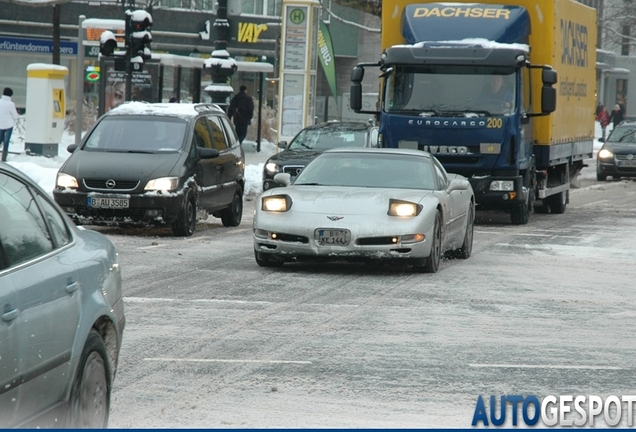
[510,173,532,225]
[547,190,568,214]
[172,190,196,236]
[510,199,529,225]
[221,186,243,227]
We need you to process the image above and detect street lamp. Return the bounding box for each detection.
[203,0,237,111]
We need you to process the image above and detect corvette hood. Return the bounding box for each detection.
[263,186,435,214]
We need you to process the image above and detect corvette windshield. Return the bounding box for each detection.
[295,152,436,190]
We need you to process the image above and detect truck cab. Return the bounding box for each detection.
[350,1,596,224]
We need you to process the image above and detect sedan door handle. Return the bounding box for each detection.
[216,166,222,171]
[2,308,19,322]
[66,281,79,294]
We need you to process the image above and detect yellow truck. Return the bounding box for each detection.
[350,0,597,223]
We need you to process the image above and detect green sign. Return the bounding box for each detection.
[290,8,305,24]
[86,71,101,82]
[318,21,337,106]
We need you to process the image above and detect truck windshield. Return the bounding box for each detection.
[385,66,517,116]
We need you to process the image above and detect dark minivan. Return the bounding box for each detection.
[53,102,245,236]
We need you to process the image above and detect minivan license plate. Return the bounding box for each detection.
[315,229,350,246]
[87,196,130,209]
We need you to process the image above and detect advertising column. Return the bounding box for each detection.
[277,0,320,142]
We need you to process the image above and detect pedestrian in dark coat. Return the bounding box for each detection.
[228,85,254,144]
[610,104,624,129]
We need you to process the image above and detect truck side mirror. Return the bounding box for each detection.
[351,66,364,83]
[350,83,362,112]
[542,68,557,86]
[541,86,557,114]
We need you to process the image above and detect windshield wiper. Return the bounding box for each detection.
[295,182,323,186]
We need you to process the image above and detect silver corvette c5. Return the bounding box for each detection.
[253,148,475,273]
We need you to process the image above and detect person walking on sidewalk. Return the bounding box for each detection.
[596,104,610,142]
[610,104,624,129]
[0,87,19,162]
[228,85,254,144]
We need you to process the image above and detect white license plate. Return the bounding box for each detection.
[87,196,130,209]
[315,229,350,246]
[618,160,636,167]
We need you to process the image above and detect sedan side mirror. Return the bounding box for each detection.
[277,141,288,149]
[447,178,471,192]
[67,144,78,153]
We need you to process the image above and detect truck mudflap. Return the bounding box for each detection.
[468,174,527,209]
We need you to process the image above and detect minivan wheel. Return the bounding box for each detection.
[66,330,110,428]
[221,186,243,227]
[172,190,196,236]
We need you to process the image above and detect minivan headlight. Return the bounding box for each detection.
[56,173,78,189]
[145,177,179,191]
[265,162,279,174]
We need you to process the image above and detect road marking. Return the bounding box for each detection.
[125,297,273,305]
[144,358,312,365]
[469,364,622,370]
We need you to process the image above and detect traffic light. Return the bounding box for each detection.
[127,9,153,67]
[99,30,118,56]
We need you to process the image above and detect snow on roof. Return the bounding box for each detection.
[107,101,222,117]
[26,63,69,71]
[396,38,529,53]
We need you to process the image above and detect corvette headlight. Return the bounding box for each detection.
[598,149,614,159]
[265,162,279,174]
[490,180,514,191]
[145,177,179,191]
[388,199,422,217]
[56,173,78,189]
[262,195,292,212]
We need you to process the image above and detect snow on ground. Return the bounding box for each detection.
[2,118,606,196]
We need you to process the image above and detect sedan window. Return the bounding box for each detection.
[207,115,229,151]
[296,153,435,189]
[0,173,54,268]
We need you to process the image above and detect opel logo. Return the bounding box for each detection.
[106,179,116,189]
[628,154,634,160]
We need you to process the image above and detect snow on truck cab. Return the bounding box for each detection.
[350,0,596,225]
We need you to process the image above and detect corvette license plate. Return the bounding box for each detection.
[315,229,350,246]
[87,196,130,209]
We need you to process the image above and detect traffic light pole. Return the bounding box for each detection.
[203,0,236,111]
[124,10,133,102]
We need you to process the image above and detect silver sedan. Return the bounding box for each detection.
[253,148,475,273]
[0,162,124,427]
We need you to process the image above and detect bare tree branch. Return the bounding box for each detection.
[319,0,380,33]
